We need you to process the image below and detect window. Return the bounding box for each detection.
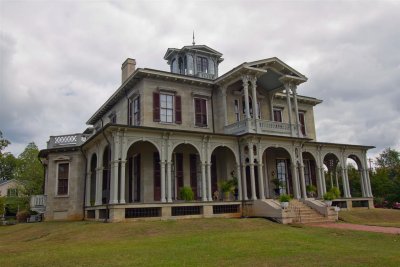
[109,113,116,124]
[273,108,283,122]
[234,99,240,122]
[276,159,288,195]
[7,188,18,197]
[303,159,311,185]
[153,92,181,124]
[196,56,208,73]
[128,96,140,126]
[57,163,69,195]
[298,112,306,136]
[194,98,207,127]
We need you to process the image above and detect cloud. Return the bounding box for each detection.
[0,0,399,160]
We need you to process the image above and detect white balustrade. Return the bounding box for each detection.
[224,119,299,137]
[47,133,89,149]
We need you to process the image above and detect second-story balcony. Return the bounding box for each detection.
[47,133,90,149]
[224,118,304,137]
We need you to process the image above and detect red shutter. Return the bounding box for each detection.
[153,92,160,122]
[175,95,182,124]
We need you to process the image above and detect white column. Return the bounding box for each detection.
[299,163,307,198]
[160,161,166,202]
[201,162,207,201]
[341,167,350,198]
[95,167,103,205]
[362,154,373,197]
[264,158,270,198]
[119,161,126,204]
[250,76,258,131]
[241,164,248,200]
[320,167,327,195]
[236,164,242,200]
[257,149,265,199]
[315,166,322,198]
[109,161,119,204]
[221,86,228,126]
[292,85,301,137]
[360,169,366,197]
[207,162,212,201]
[285,83,294,136]
[291,163,300,199]
[85,172,91,206]
[166,161,172,202]
[242,76,251,119]
[248,145,257,200]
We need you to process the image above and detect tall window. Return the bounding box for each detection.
[57,163,69,195]
[303,159,311,185]
[234,99,240,122]
[298,112,306,136]
[276,159,287,195]
[194,98,207,127]
[273,108,283,122]
[128,96,140,126]
[7,188,18,197]
[196,56,208,73]
[160,94,174,123]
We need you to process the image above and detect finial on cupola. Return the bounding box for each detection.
[192,30,195,45]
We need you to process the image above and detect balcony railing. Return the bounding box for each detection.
[224,118,301,137]
[30,195,47,214]
[47,133,89,149]
[196,72,215,80]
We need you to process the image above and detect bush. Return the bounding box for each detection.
[323,192,336,201]
[0,197,5,216]
[219,180,236,194]
[16,210,30,223]
[279,194,291,202]
[329,187,341,198]
[179,186,194,201]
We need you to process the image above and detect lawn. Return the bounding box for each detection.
[339,208,400,227]
[0,218,399,267]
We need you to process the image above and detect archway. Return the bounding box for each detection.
[263,147,293,198]
[302,152,318,197]
[102,146,111,204]
[89,154,97,205]
[347,155,363,197]
[323,153,343,198]
[126,141,160,203]
[211,146,237,201]
[172,143,201,200]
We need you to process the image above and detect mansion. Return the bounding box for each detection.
[37,43,374,223]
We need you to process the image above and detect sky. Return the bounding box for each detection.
[1,0,399,161]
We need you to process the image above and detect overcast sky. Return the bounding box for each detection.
[1,0,399,160]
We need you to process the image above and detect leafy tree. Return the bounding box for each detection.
[0,130,17,180]
[0,130,10,154]
[15,142,44,195]
[347,164,362,197]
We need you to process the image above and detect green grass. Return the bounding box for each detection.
[0,218,399,267]
[339,208,400,227]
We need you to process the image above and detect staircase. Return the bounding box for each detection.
[288,200,335,224]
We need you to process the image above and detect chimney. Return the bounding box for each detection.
[121,58,136,84]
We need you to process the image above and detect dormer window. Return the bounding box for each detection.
[196,56,208,73]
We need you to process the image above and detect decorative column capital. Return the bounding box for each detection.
[250,75,257,85]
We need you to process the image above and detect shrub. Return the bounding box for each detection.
[219,180,236,194]
[179,186,194,201]
[306,185,317,193]
[279,194,291,202]
[323,192,335,201]
[0,197,5,216]
[329,187,341,199]
[16,210,30,223]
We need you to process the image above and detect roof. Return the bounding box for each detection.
[164,44,223,61]
[0,179,23,187]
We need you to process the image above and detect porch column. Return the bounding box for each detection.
[364,168,373,197]
[201,162,207,201]
[207,162,212,201]
[250,76,259,131]
[284,83,294,136]
[320,167,327,195]
[249,145,257,200]
[257,150,265,199]
[236,164,243,200]
[291,163,300,199]
[160,161,166,202]
[341,167,351,198]
[166,161,172,202]
[109,160,119,204]
[221,85,228,126]
[95,167,103,205]
[242,75,251,119]
[359,169,366,197]
[85,172,91,206]
[264,160,270,198]
[299,163,307,198]
[241,164,248,200]
[292,85,301,137]
[315,166,323,198]
[119,160,126,204]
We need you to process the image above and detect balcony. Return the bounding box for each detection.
[224,118,301,137]
[47,133,90,149]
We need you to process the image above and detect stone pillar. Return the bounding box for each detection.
[284,83,294,136]
[248,145,257,200]
[119,160,126,204]
[264,159,270,198]
[315,166,323,198]
[85,172,91,206]
[242,75,251,119]
[257,149,265,200]
[221,86,228,126]
[160,161,166,202]
[364,168,373,197]
[109,160,119,204]
[236,164,242,200]
[95,167,103,205]
[292,85,301,137]
[320,167,327,195]
[201,162,207,201]
[207,162,212,201]
[291,163,300,199]
[341,167,350,198]
[299,163,307,198]
[241,164,248,200]
[250,76,259,131]
[166,161,172,202]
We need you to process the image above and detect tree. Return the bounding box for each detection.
[0,130,10,155]
[15,142,44,195]
[0,130,17,180]
[347,164,362,197]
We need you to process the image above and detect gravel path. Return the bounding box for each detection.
[310,223,400,234]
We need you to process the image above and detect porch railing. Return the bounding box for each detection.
[224,118,299,137]
[30,195,47,214]
[47,133,90,149]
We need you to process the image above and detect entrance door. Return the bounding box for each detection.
[153,152,161,201]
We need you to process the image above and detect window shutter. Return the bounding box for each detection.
[128,99,132,125]
[175,95,182,124]
[153,92,160,122]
